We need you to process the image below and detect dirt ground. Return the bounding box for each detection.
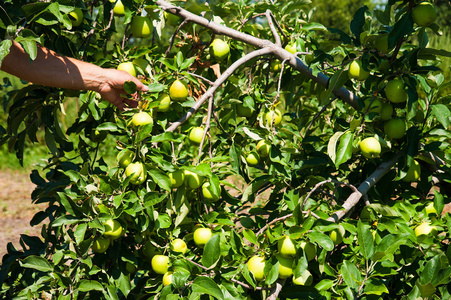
[0,170,46,259]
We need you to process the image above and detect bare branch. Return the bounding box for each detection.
[266,10,281,46]
[155,0,358,109]
[327,154,401,222]
[187,72,214,85]
[198,95,213,158]
[166,48,272,132]
[267,279,286,300]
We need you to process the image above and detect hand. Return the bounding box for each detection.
[96,68,149,110]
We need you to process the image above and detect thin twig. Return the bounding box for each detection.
[238,13,266,31]
[187,72,214,85]
[198,95,213,158]
[300,97,337,147]
[327,153,401,222]
[266,10,281,46]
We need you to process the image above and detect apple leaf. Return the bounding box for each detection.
[327,131,344,164]
[308,231,334,251]
[78,279,104,292]
[431,104,451,129]
[350,6,368,43]
[341,260,362,290]
[357,220,374,260]
[192,277,224,300]
[20,256,53,272]
[202,234,221,269]
[364,278,389,295]
[334,131,354,168]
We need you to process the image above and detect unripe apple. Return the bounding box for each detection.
[157,93,171,112]
[117,62,136,77]
[125,262,136,273]
[169,79,189,101]
[414,222,437,237]
[69,8,84,27]
[132,111,153,127]
[151,255,170,274]
[168,170,185,188]
[111,0,125,16]
[162,272,173,286]
[247,255,266,281]
[384,119,406,140]
[236,103,254,118]
[210,39,230,61]
[256,140,271,158]
[164,11,181,26]
[412,2,437,27]
[276,255,294,279]
[125,162,147,185]
[131,16,153,38]
[246,152,260,166]
[270,60,282,72]
[193,227,212,247]
[278,236,296,257]
[202,182,219,202]
[363,99,383,114]
[117,149,134,168]
[359,137,381,159]
[374,35,391,53]
[91,237,110,253]
[293,270,313,286]
[349,60,370,81]
[103,219,123,240]
[285,43,297,54]
[300,241,316,261]
[264,109,282,126]
[184,170,204,189]
[330,229,343,245]
[170,238,187,254]
[402,159,421,182]
[189,127,205,144]
[379,103,393,121]
[385,79,407,103]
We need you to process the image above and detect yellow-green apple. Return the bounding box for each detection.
[210,39,230,61]
[402,159,421,182]
[359,137,381,159]
[193,227,212,247]
[131,16,153,38]
[349,60,370,81]
[384,119,406,139]
[412,2,437,27]
[385,79,407,103]
[151,254,170,274]
[169,79,189,101]
[125,162,147,185]
[247,255,266,281]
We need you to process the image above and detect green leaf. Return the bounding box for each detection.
[243,229,257,245]
[327,131,344,164]
[20,256,53,272]
[192,277,224,300]
[350,6,368,43]
[433,190,444,215]
[431,104,451,129]
[147,83,166,93]
[242,175,271,203]
[202,234,221,268]
[308,231,334,251]
[341,260,362,290]
[420,254,442,286]
[357,220,374,260]
[97,122,120,132]
[148,169,171,192]
[0,39,12,67]
[123,81,137,94]
[78,280,105,292]
[74,223,88,245]
[334,131,353,168]
[364,277,389,295]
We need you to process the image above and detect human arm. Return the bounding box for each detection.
[0,41,148,110]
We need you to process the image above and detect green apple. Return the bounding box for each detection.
[293,270,313,286]
[157,93,171,112]
[111,0,125,16]
[125,262,136,273]
[170,238,187,254]
[278,236,296,257]
[402,159,421,182]
[184,170,204,189]
[164,11,181,26]
[414,222,437,237]
[300,241,316,261]
[285,43,297,54]
[193,227,212,247]
[169,170,185,188]
[125,162,147,185]
[363,99,383,114]
[169,79,189,101]
[270,60,282,72]
[132,111,153,127]
[349,60,370,81]
[103,219,123,240]
[374,34,391,53]
[384,119,406,140]
[236,103,254,118]
[247,255,265,281]
[117,62,136,77]
[246,152,260,166]
[162,272,173,286]
[151,255,170,274]
[425,202,437,216]
[264,109,282,126]
[359,137,381,159]
[210,39,230,61]
[189,127,205,144]
[131,16,153,38]
[379,102,393,121]
[117,149,134,168]
[91,237,110,253]
[412,2,437,27]
[90,128,108,142]
[256,140,271,158]
[385,79,408,103]
[276,255,294,279]
[69,8,83,27]
[202,182,219,202]
[329,229,343,245]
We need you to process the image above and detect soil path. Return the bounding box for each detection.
[0,170,46,259]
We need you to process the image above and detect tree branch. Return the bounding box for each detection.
[267,279,285,300]
[166,48,272,132]
[155,0,358,109]
[327,153,401,222]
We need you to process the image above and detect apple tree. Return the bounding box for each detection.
[1,0,451,299]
